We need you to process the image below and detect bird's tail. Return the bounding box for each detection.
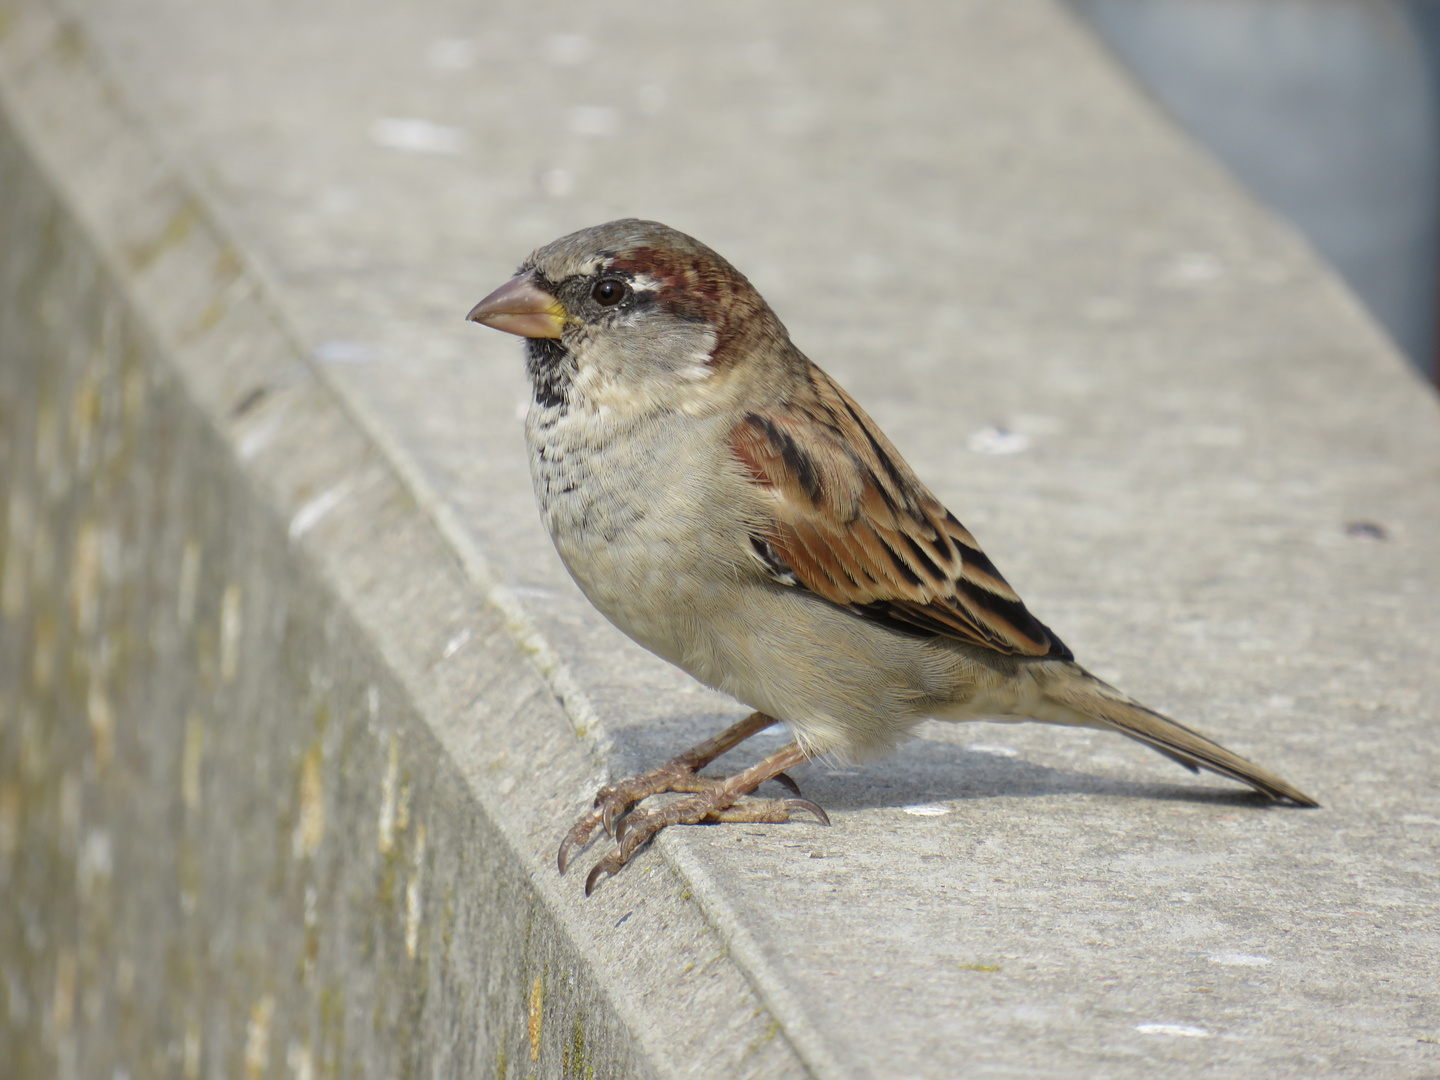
[1035,664,1318,807]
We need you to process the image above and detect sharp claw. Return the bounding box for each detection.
[584,862,611,896]
[602,800,620,838]
[616,831,647,866]
[558,807,606,875]
[784,798,830,826]
[773,771,802,797]
[614,813,632,844]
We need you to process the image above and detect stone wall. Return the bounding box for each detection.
[0,100,671,1079]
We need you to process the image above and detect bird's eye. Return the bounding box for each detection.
[592,278,626,306]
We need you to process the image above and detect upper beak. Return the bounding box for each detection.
[466,271,566,338]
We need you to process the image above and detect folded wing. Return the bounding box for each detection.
[729,364,1072,661]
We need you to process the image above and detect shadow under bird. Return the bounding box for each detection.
[467,219,1317,895]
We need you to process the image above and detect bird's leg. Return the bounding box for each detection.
[583,740,828,895]
[558,711,802,874]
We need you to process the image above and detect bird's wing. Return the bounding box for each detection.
[728,364,1072,660]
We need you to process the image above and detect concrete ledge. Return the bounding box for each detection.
[4,0,1440,1077]
[0,4,806,1078]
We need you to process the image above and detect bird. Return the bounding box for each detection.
[466,218,1317,894]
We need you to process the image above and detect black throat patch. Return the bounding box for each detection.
[525,337,574,410]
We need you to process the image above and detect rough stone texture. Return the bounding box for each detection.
[0,5,803,1078]
[2,0,1439,1077]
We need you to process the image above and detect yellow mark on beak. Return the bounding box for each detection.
[467,271,566,338]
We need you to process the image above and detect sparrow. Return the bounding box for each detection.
[467,219,1317,894]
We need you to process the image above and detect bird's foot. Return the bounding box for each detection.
[582,788,827,895]
[557,734,826,894]
[556,759,803,877]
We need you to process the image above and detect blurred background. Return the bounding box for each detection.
[1070,0,1440,383]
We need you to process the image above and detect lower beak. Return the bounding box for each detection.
[467,272,566,338]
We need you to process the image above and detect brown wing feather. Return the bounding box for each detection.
[730,365,1072,661]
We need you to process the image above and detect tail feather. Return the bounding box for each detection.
[1043,666,1319,807]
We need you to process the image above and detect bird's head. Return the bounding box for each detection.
[468,219,791,414]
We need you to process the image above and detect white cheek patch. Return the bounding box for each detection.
[672,324,718,382]
[675,351,714,382]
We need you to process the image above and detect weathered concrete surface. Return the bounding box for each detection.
[2,0,1439,1077]
[0,5,805,1079]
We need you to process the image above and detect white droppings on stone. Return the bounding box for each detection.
[441,627,472,659]
[238,412,285,460]
[965,426,1030,456]
[220,584,242,683]
[312,340,376,364]
[369,118,466,156]
[1159,251,1223,287]
[289,481,352,540]
[965,742,1018,757]
[568,106,620,137]
[1135,1023,1209,1038]
[1208,953,1272,967]
[902,803,951,816]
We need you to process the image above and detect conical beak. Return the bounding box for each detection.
[466,272,566,338]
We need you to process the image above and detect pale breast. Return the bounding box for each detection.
[525,400,745,664]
